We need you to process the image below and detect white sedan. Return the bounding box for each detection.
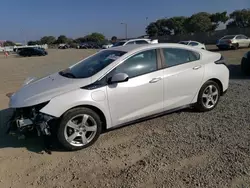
[8,43,229,151]
[179,41,206,50]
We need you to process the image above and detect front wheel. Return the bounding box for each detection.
[57,107,102,151]
[195,81,220,112]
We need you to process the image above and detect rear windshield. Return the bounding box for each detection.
[60,50,126,79]
[222,36,235,40]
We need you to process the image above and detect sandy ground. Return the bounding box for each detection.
[0,47,250,188]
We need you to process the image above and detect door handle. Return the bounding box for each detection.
[149,77,162,83]
[193,65,202,70]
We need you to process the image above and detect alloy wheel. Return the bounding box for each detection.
[202,85,219,109]
[64,114,97,147]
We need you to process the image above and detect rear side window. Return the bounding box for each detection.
[135,40,149,44]
[162,48,200,67]
[241,35,248,39]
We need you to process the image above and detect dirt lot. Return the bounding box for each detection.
[0,46,250,188]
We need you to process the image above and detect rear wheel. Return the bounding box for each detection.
[234,43,239,50]
[57,107,102,151]
[195,81,220,112]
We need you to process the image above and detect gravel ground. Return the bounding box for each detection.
[0,47,250,188]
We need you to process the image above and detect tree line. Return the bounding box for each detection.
[2,32,112,47]
[27,32,108,47]
[146,9,250,37]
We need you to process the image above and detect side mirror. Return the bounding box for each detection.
[108,73,129,84]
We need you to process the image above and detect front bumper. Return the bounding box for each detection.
[8,104,56,138]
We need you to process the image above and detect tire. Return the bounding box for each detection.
[241,58,250,75]
[234,43,239,50]
[57,107,102,151]
[195,81,221,112]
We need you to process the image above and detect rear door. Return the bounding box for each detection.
[236,36,245,47]
[241,35,249,47]
[161,48,205,111]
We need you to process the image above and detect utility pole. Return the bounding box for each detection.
[121,23,128,39]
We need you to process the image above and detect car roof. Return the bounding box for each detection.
[222,35,237,38]
[108,43,203,52]
[180,40,200,43]
[120,38,150,42]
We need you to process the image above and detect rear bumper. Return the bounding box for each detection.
[216,44,232,49]
[217,43,238,49]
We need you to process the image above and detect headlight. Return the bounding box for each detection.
[33,101,50,112]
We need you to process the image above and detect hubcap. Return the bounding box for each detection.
[202,85,219,109]
[64,114,97,147]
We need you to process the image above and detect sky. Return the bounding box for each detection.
[1,0,249,42]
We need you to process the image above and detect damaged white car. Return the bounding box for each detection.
[7,44,229,151]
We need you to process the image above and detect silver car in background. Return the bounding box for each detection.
[216,35,250,50]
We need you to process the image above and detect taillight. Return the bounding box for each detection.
[227,40,232,44]
[215,55,227,66]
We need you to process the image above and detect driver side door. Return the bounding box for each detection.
[106,49,164,126]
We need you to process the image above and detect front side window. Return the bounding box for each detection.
[60,50,126,78]
[111,49,157,78]
[189,42,198,46]
[126,41,135,45]
[163,48,200,67]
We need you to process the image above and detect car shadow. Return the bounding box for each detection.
[228,64,250,80]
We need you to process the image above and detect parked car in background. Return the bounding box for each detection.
[112,38,158,47]
[58,44,70,49]
[79,42,101,49]
[102,43,113,49]
[18,47,48,57]
[216,35,250,50]
[241,51,250,75]
[179,41,206,50]
[8,43,229,151]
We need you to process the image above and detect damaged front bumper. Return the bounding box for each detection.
[7,102,57,138]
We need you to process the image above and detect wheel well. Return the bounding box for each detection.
[64,105,107,131]
[208,78,223,95]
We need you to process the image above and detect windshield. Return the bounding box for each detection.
[179,41,189,45]
[60,50,126,78]
[222,35,235,40]
[113,41,126,47]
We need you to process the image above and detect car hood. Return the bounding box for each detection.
[9,73,92,108]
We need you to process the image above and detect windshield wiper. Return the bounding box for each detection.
[60,71,76,78]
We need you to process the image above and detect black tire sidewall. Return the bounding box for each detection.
[195,81,221,112]
[57,107,102,151]
[241,58,250,75]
